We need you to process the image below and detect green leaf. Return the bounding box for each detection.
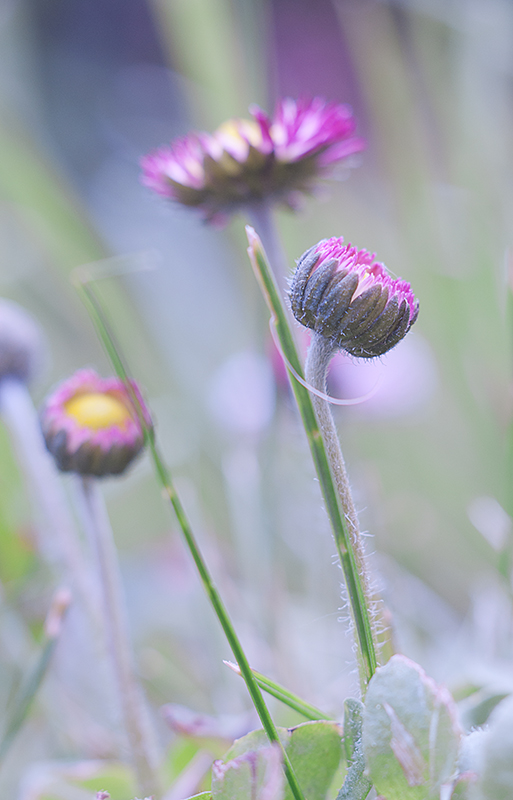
[75,761,135,800]
[214,720,343,800]
[212,743,283,800]
[285,721,343,800]
[477,696,513,799]
[362,655,462,799]
[182,794,211,800]
[459,690,510,730]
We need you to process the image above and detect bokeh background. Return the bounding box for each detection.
[0,0,512,796]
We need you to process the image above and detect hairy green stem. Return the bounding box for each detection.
[75,280,307,800]
[246,225,378,692]
[305,333,378,654]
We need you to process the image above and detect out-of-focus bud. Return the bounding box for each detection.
[0,298,46,384]
[141,97,365,224]
[40,369,149,477]
[362,654,462,799]
[44,586,72,639]
[207,351,276,436]
[290,237,419,358]
[161,702,254,743]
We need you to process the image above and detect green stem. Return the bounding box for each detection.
[245,225,378,692]
[75,280,307,800]
[0,641,56,764]
[145,434,305,800]
[224,661,331,721]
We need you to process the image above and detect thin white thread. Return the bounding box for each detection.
[71,250,159,286]
[270,321,382,406]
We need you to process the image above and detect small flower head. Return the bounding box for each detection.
[0,299,46,384]
[41,369,149,477]
[290,237,419,358]
[141,97,364,222]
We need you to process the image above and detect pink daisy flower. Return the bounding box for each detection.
[41,369,149,477]
[141,97,365,223]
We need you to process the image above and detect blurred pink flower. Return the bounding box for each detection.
[41,369,149,477]
[328,335,437,418]
[208,351,275,436]
[141,97,364,222]
[290,237,419,358]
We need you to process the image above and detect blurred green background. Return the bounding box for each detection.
[0,0,512,796]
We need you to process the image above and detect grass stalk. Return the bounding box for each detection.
[74,279,307,800]
[0,589,70,764]
[224,661,331,721]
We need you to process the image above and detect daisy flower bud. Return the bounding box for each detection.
[40,369,148,477]
[290,237,419,358]
[141,97,365,223]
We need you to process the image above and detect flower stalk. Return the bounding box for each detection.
[246,226,378,692]
[75,475,160,799]
[304,332,378,646]
[75,278,307,800]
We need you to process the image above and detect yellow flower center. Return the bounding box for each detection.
[65,393,131,430]
[213,119,263,161]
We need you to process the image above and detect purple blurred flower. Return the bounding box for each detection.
[328,335,437,418]
[290,237,419,358]
[141,97,364,223]
[41,369,149,477]
[0,298,47,384]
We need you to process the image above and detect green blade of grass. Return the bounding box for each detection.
[0,590,70,764]
[74,275,307,800]
[224,661,332,721]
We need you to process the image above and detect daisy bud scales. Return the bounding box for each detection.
[141,97,365,223]
[41,369,149,477]
[290,237,419,358]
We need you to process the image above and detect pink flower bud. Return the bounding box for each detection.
[290,237,419,358]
